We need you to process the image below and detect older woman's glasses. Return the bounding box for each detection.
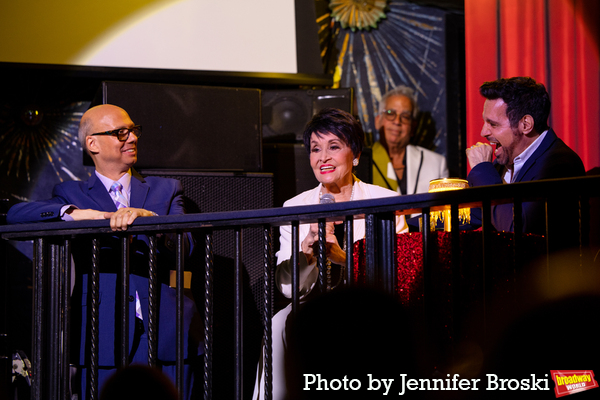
[91,125,142,142]
[382,110,413,124]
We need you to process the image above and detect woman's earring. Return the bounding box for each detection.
[353,159,359,166]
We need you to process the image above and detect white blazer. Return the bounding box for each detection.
[275,179,408,298]
[386,144,450,195]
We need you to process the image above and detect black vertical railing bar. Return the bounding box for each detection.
[61,239,72,399]
[480,199,492,337]
[147,235,158,368]
[234,228,243,400]
[513,197,523,235]
[513,197,523,302]
[450,203,461,348]
[365,214,376,287]
[317,219,326,292]
[32,238,44,400]
[49,243,60,399]
[344,216,354,287]
[262,225,273,400]
[291,221,300,316]
[203,231,214,400]
[421,208,431,317]
[89,238,100,400]
[119,236,130,369]
[578,197,586,272]
[544,200,550,285]
[0,240,7,400]
[176,232,185,400]
[577,194,591,273]
[379,213,396,295]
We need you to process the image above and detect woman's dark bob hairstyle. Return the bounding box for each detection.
[303,108,364,158]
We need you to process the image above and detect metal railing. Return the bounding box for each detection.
[1,175,598,399]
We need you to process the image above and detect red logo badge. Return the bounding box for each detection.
[551,370,598,397]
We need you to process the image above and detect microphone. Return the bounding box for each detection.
[320,193,335,204]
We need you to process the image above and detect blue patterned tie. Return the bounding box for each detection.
[110,181,143,322]
[110,182,128,209]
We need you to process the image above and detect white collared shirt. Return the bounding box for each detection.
[502,130,548,183]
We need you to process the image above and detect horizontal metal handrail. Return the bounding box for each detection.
[2,175,599,239]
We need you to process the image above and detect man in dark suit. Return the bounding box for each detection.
[466,77,585,244]
[7,104,200,398]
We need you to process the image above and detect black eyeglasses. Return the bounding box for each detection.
[91,125,142,142]
[382,110,413,124]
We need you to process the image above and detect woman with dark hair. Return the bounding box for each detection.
[253,108,407,399]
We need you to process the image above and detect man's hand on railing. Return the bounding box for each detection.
[66,207,158,231]
[65,207,107,221]
[104,208,158,231]
[466,142,494,169]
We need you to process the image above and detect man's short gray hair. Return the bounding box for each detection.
[379,85,419,118]
[78,114,95,154]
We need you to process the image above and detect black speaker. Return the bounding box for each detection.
[88,81,262,172]
[261,88,353,142]
[139,170,273,296]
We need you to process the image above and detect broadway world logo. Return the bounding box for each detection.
[551,370,598,397]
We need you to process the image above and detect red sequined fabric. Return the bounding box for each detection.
[352,231,546,308]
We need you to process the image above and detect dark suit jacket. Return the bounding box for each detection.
[7,169,200,366]
[7,169,185,224]
[468,129,586,242]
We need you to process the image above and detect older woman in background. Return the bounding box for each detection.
[253,108,407,400]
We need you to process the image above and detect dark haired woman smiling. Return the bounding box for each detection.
[253,108,407,400]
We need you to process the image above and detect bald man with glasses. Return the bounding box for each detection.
[7,104,201,398]
[372,85,449,195]
[8,105,160,228]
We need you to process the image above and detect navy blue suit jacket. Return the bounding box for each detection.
[468,129,585,237]
[7,169,200,366]
[7,169,184,225]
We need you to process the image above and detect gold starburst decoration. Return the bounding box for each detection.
[329,0,388,31]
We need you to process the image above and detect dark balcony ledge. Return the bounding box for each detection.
[1,175,599,240]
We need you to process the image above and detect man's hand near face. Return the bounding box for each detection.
[466,142,494,169]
